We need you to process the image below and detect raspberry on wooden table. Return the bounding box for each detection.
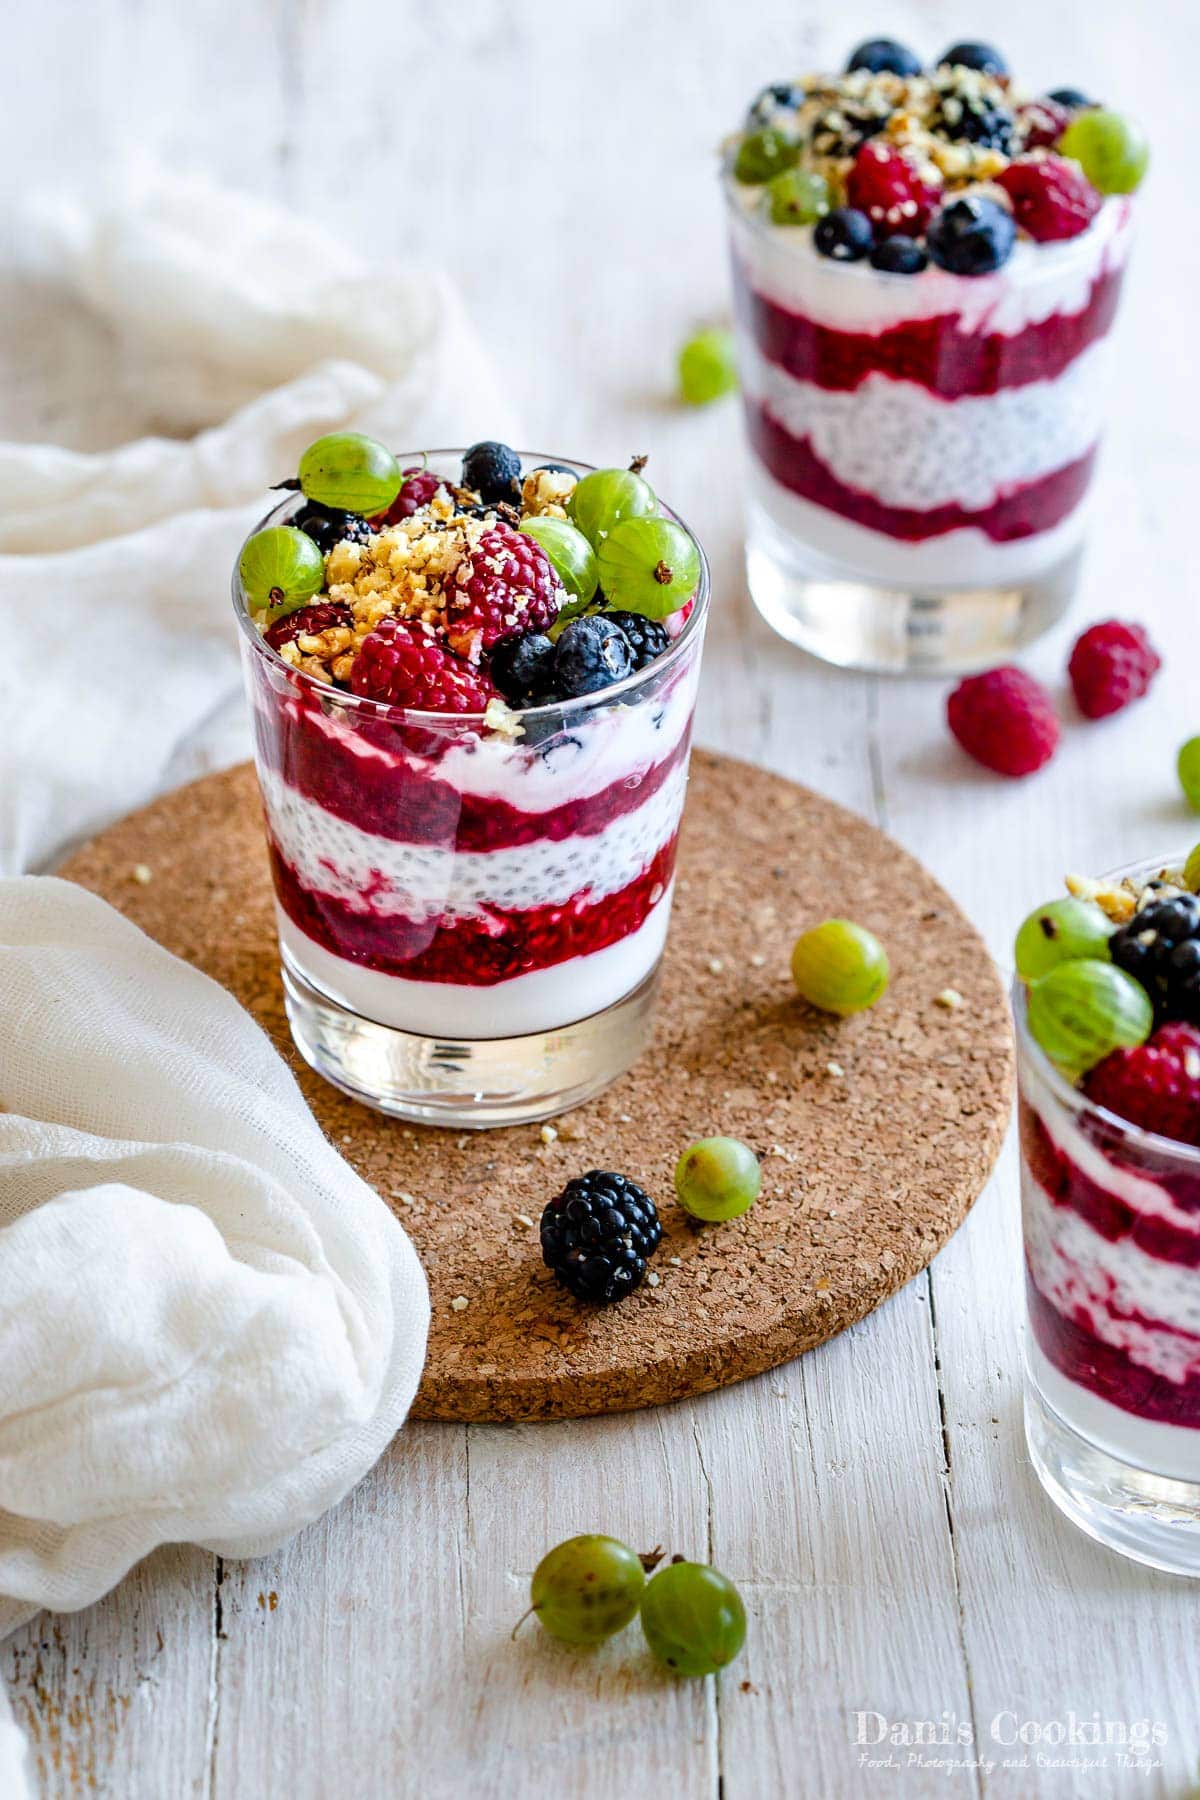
[349,618,497,712]
[946,667,1059,777]
[1068,620,1160,719]
[446,523,563,658]
[1085,1023,1200,1144]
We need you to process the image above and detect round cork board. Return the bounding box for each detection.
[60,753,1012,1422]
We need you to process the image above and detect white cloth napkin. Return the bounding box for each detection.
[0,175,517,1789]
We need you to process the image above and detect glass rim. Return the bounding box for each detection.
[232,448,711,726]
[1014,846,1200,1166]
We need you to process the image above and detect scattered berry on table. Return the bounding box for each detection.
[1058,108,1149,194]
[814,207,874,262]
[1084,1023,1200,1144]
[791,919,889,1016]
[349,617,497,712]
[937,41,1009,77]
[264,600,353,654]
[568,466,658,548]
[869,234,929,274]
[446,522,564,656]
[553,615,635,698]
[539,1170,663,1304]
[997,155,1101,243]
[946,667,1059,778]
[603,611,670,672]
[846,38,922,77]
[597,516,701,619]
[733,127,800,186]
[377,466,443,525]
[678,327,739,405]
[489,631,558,706]
[674,1138,762,1222]
[1111,894,1200,1025]
[1178,739,1200,812]
[297,431,402,516]
[518,515,598,605]
[926,196,1015,275]
[640,1561,747,1678]
[766,166,831,227]
[290,502,371,553]
[1014,897,1114,983]
[1026,960,1154,1078]
[461,440,522,504]
[846,141,941,240]
[529,1535,647,1645]
[1067,620,1160,718]
[239,525,325,617]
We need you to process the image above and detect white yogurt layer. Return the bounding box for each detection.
[743,338,1109,513]
[728,189,1132,336]
[278,892,673,1038]
[1029,1341,1200,1483]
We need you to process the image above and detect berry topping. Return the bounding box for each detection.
[1058,108,1149,194]
[568,466,658,548]
[814,206,874,262]
[518,515,598,604]
[747,82,804,128]
[926,196,1016,275]
[997,154,1101,242]
[869,234,929,274]
[1111,895,1200,1025]
[239,525,325,618]
[461,439,522,504]
[846,141,941,239]
[808,105,890,161]
[1018,98,1072,152]
[1067,620,1160,719]
[1179,739,1200,812]
[1084,1023,1200,1145]
[290,502,371,553]
[264,601,353,654]
[603,611,670,672]
[378,467,443,525]
[446,522,563,657]
[489,631,558,706]
[1014,897,1113,983]
[297,432,401,515]
[790,918,889,1015]
[1047,87,1095,111]
[529,1537,647,1645]
[845,38,922,77]
[937,41,1009,77]
[539,1170,663,1304]
[733,127,800,186]
[946,667,1059,777]
[349,617,497,713]
[640,1561,747,1678]
[597,516,701,619]
[766,167,830,227]
[932,87,1014,153]
[1026,960,1153,1078]
[674,1137,762,1222]
[553,614,634,698]
[678,326,739,404]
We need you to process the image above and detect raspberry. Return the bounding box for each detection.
[1018,98,1071,152]
[375,467,442,526]
[845,140,940,238]
[264,601,352,653]
[1068,619,1160,719]
[996,154,1101,242]
[446,522,563,659]
[349,617,496,713]
[946,666,1059,777]
[1084,1023,1200,1145]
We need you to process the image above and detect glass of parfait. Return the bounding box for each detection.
[722,37,1148,673]
[234,437,708,1128]
[1014,855,1200,1574]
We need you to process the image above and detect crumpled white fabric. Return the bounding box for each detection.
[2,172,519,875]
[0,174,517,1790]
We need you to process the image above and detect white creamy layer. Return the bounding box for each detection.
[274,653,699,812]
[1030,1340,1200,1483]
[748,467,1087,587]
[743,338,1108,512]
[261,759,686,921]
[278,894,672,1037]
[728,190,1132,335]
[1024,1169,1200,1387]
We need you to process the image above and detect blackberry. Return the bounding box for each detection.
[808,105,889,161]
[461,440,521,504]
[291,502,372,553]
[490,631,558,705]
[604,610,670,672]
[1111,896,1200,1025]
[746,81,804,128]
[554,615,634,697]
[540,1171,662,1304]
[932,88,1015,153]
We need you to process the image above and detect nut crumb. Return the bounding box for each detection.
[668,1255,682,1266]
[825,1061,845,1078]
[539,1125,558,1145]
[514,1213,535,1230]
[131,863,153,885]
[450,1295,469,1312]
[646,1271,661,1287]
[749,953,766,968]
[707,957,724,975]
[935,987,965,1011]
[391,1189,416,1207]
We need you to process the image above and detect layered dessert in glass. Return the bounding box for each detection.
[234,437,708,1126]
[1014,854,1200,1573]
[723,37,1148,671]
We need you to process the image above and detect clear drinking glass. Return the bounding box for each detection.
[1017,866,1200,1574]
[725,181,1135,674]
[234,452,709,1128]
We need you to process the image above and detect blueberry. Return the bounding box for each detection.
[1048,87,1094,109]
[489,631,557,705]
[291,502,371,552]
[927,197,1015,276]
[527,460,577,478]
[869,235,929,275]
[813,207,874,263]
[746,81,804,127]
[936,93,1014,152]
[845,38,922,77]
[937,41,1009,77]
[603,610,670,672]
[554,616,634,698]
[461,440,521,503]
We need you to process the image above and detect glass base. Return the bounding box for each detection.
[1025,1380,1200,1577]
[280,945,660,1128]
[746,512,1081,675]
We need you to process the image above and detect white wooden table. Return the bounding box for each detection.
[4,1,1197,1793]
